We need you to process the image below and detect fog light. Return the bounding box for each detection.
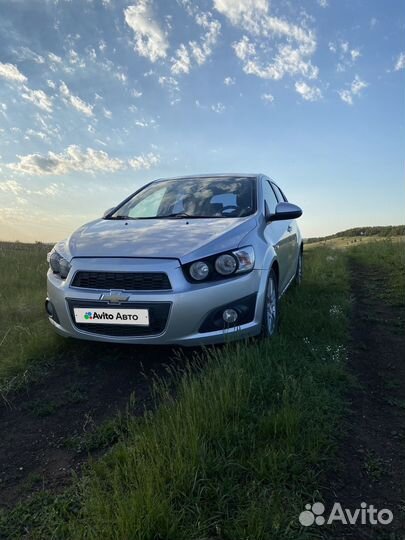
[222,308,238,324]
[45,300,54,317]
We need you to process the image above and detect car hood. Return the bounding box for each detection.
[64,216,257,264]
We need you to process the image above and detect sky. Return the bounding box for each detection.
[0,0,404,242]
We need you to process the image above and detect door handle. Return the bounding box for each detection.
[287,225,292,232]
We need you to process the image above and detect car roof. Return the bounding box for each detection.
[153,173,262,183]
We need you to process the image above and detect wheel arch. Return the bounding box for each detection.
[271,258,280,288]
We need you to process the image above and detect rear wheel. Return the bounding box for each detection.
[261,268,279,338]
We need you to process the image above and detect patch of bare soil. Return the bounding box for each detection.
[326,260,405,539]
[0,342,197,509]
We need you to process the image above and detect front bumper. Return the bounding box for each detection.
[46,257,266,346]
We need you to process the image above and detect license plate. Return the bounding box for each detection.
[73,307,149,326]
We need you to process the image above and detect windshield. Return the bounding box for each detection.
[109,176,257,219]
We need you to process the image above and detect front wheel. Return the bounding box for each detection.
[261,269,279,338]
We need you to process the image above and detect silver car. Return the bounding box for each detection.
[46,174,303,346]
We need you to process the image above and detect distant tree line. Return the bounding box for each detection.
[305,225,405,244]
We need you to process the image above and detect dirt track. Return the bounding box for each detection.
[0,343,195,508]
[326,259,405,539]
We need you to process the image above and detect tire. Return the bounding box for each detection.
[295,249,303,286]
[261,268,279,338]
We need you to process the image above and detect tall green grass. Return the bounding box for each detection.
[348,239,405,308]
[1,246,350,539]
[0,243,65,392]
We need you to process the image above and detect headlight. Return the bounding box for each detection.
[215,253,237,275]
[48,251,61,273]
[189,261,210,281]
[233,246,255,273]
[47,249,71,279]
[185,246,255,282]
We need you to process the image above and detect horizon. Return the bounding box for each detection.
[1,223,403,246]
[0,0,404,242]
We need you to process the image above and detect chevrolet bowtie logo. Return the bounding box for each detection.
[100,291,130,304]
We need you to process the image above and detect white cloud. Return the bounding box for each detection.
[171,44,191,75]
[48,52,63,68]
[338,75,367,105]
[329,40,361,72]
[0,180,24,195]
[261,92,274,102]
[8,146,125,175]
[350,49,361,62]
[0,62,27,83]
[213,0,268,32]
[34,113,60,141]
[189,12,221,65]
[131,89,143,98]
[59,81,94,117]
[233,35,256,61]
[211,102,225,113]
[0,179,62,197]
[170,11,221,75]
[115,71,127,84]
[394,52,405,71]
[135,117,157,128]
[221,0,318,84]
[103,107,113,119]
[351,76,367,95]
[158,75,180,104]
[124,1,169,62]
[128,152,160,170]
[68,49,86,68]
[21,86,53,112]
[317,0,328,7]
[295,81,322,101]
[233,37,318,80]
[224,76,235,85]
[25,128,49,142]
[214,0,315,52]
[12,46,45,64]
[158,75,178,89]
[48,52,62,63]
[7,146,161,176]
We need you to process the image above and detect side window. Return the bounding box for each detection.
[271,183,287,202]
[262,180,278,215]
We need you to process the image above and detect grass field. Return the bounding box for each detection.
[305,234,405,250]
[0,242,62,395]
[0,238,404,539]
[0,244,351,539]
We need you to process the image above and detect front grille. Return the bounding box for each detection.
[67,299,171,337]
[71,271,171,291]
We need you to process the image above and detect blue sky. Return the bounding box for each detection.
[0,0,404,242]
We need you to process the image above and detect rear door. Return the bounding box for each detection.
[271,182,299,284]
[262,179,290,292]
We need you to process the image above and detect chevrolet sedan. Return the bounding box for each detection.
[46,174,303,346]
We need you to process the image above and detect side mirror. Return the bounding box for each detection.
[268,202,303,221]
[102,207,115,218]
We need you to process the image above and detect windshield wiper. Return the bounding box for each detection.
[158,212,214,219]
[106,213,215,220]
[159,212,193,218]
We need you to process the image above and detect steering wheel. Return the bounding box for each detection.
[221,205,240,216]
